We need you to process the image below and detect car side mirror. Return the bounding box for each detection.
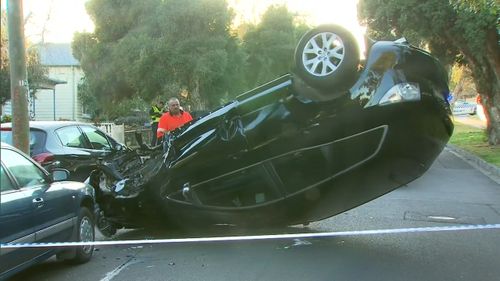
[114,143,125,151]
[51,168,70,181]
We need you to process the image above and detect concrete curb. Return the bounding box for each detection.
[446,144,500,184]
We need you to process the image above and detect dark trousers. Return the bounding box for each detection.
[151,122,158,146]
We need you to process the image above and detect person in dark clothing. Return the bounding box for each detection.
[149,100,165,146]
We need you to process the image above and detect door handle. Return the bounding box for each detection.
[68,154,92,160]
[32,197,44,208]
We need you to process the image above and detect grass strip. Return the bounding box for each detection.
[450,122,500,167]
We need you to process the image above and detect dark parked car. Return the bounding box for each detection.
[0,121,126,182]
[86,25,453,235]
[0,142,96,280]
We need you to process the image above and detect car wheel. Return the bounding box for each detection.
[294,24,360,92]
[96,208,118,237]
[67,207,95,264]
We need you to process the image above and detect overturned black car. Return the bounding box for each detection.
[88,25,453,236]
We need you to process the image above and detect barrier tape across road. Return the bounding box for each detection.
[2,224,500,249]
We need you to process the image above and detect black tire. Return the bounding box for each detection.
[67,207,95,264]
[94,204,118,237]
[96,210,118,237]
[294,24,360,92]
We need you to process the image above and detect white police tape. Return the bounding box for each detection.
[2,223,499,249]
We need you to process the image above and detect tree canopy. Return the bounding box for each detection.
[0,13,9,107]
[0,11,47,110]
[72,0,309,120]
[242,4,308,88]
[73,0,245,118]
[358,0,500,145]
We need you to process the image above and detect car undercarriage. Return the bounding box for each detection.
[86,25,453,236]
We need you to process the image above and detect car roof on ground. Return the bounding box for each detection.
[0,121,91,130]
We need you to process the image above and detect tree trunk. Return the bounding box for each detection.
[452,74,464,101]
[484,90,500,145]
[189,78,208,111]
[460,29,500,146]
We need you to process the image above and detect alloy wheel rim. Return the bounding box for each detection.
[302,32,345,77]
[80,217,93,254]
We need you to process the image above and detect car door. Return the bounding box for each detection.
[1,148,74,247]
[0,150,39,275]
[54,125,95,182]
[79,124,115,159]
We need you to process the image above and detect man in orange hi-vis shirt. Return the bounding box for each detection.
[157,97,193,141]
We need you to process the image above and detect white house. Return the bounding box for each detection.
[31,43,88,121]
[1,44,127,142]
[2,44,87,121]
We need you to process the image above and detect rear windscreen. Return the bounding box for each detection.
[0,129,47,155]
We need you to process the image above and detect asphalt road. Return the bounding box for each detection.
[10,148,500,281]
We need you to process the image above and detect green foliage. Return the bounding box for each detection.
[0,12,9,105]
[242,5,310,88]
[450,64,477,99]
[152,0,249,108]
[450,122,500,167]
[358,0,458,64]
[26,49,48,96]
[77,76,100,119]
[0,11,47,106]
[359,0,500,145]
[109,96,149,121]
[1,114,11,123]
[450,0,499,56]
[73,1,312,117]
[73,0,247,115]
[86,0,155,43]
[358,0,498,65]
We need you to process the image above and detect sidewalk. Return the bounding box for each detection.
[448,114,500,183]
[446,144,500,185]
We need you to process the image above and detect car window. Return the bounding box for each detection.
[0,164,15,192]
[0,129,46,153]
[56,125,88,148]
[28,130,47,153]
[1,149,47,188]
[0,129,12,143]
[80,126,112,150]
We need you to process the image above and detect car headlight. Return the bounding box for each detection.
[379,83,420,106]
